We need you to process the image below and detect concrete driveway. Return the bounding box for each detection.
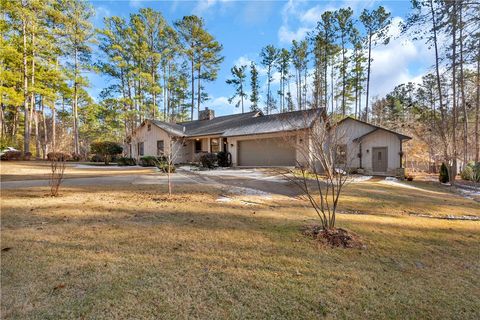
[182,168,300,197]
[1,166,300,197]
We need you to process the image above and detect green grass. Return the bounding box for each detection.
[1,181,479,319]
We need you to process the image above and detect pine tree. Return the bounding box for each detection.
[276,49,290,112]
[360,6,391,121]
[63,0,95,155]
[249,62,260,111]
[260,45,278,114]
[226,65,247,113]
[291,40,308,110]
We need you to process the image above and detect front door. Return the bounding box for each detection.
[372,147,388,173]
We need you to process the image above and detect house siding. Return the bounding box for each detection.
[337,118,403,175]
[128,121,190,163]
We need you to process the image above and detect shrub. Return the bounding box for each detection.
[461,161,480,182]
[139,156,158,167]
[439,163,449,183]
[117,157,137,166]
[0,150,22,161]
[200,153,217,169]
[23,152,32,160]
[217,151,232,167]
[70,153,81,162]
[90,141,123,165]
[406,174,414,181]
[156,160,176,173]
[91,154,104,162]
[461,165,473,181]
[472,163,480,183]
[47,152,71,161]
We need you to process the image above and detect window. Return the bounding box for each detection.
[378,151,382,161]
[195,140,202,153]
[210,138,220,153]
[138,142,144,156]
[147,124,151,131]
[157,140,164,155]
[336,144,347,164]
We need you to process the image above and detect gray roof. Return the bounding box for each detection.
[149,109,323,138]
[221,108,322,137]
[151,120,186,136]
[338,117,412,141]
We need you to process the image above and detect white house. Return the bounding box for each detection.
[125,108,411,176]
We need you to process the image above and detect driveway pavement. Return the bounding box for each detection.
[1,167,300,197]
[182,168,300,197]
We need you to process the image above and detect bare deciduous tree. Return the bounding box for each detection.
[155,136,185,196]
[283,116,353,232]
[49,153,66,197]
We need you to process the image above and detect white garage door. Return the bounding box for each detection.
[238,137,296,166]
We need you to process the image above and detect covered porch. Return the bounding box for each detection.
[184,136,229,162]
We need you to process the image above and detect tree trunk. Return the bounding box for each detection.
[459,3,467,165]
[451,1,458,183]
[22,17,30,153]
[29,31,35,135]
[365,33,372,121]
[190,57,194,120]
[304,68,307,110]
[51,104,56,152]
[34,105,40,159]
[197,64,201,118]
[41,96,48,159]
[476,45,480,163]
[73,47,79,155]
[341,35,346,116]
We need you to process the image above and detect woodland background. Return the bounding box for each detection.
[1,0,479,177]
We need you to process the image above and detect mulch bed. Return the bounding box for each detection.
[302,225,364,249]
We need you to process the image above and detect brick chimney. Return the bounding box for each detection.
[198,107,215,120]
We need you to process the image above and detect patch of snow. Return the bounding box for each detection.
[457,187,480,200]
[385,176,398,182]
[75,164,143,169]
[216,196,232,202]
[350,175,373,183]
[410,213,480,221]
[379,178,425,191]
[229,186,272,199]
[178,165,200,172]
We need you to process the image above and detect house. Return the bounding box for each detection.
[125,108,411,176]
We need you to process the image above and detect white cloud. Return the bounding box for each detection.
[368,17,434,100]
[129,0,142,8]
[277,0,381,44]
[234,56,252,67]
[192,0,234,15]
[94,5,111,22]
[278,25,311,44]
[193,0,218,14]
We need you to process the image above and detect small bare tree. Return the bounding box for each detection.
[286,116,353,232]
[156,136,185,196]
[49,153,66,196]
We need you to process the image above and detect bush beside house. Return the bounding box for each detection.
[461,162,480,183]
[439,163,449,183]
[90,141,123,165]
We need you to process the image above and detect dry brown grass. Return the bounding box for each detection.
[0,161,155,182]
[1,181,479,319]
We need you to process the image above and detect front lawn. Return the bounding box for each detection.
[1,181,479,319]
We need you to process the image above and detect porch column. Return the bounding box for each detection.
[399,139,403,168]
[359,142,363,168]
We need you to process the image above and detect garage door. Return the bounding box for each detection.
[238,137,296,166]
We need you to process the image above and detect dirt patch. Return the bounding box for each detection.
[302,225,364,249]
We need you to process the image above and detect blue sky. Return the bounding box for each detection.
[89,0,433,116]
